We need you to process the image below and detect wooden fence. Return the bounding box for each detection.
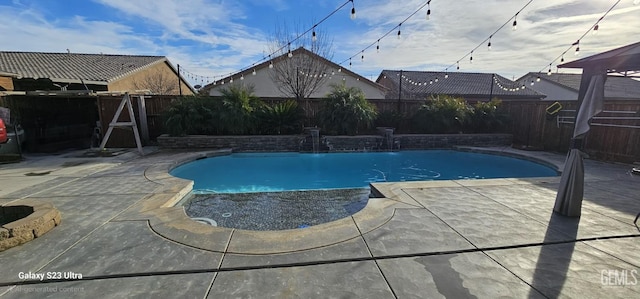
[97,95,639,163]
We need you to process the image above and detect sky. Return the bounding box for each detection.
[1,0,639,87]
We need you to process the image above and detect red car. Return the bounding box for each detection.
[0,118,7,144]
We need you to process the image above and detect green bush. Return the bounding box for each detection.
[257,100,303,134]
[218,85,263,134]
[319,84,378,135]
[469,98,509,133]
[163,96,214,136]
[411,95,473,133]
[374,110,404,129]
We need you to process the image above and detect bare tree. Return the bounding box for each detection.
[268,22,334,101]
[132,71,179,94]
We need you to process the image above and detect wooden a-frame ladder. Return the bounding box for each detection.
[99,92,144,155]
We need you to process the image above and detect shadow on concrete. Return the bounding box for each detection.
[528,212,579,299]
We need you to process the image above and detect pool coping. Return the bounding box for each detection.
[131,147,563,255]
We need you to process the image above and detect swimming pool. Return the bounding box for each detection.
[170,150,558,193]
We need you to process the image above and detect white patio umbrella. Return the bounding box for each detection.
[554,74,605,217]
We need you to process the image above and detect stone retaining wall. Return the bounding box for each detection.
[158,133,513,152]
[0,200,61,252]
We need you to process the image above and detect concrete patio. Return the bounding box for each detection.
[0,147,638,298]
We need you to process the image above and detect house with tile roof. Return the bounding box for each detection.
[0,51,194,95]
[200,47,387,100]
[376,70,545,102]
[518,72,640,101]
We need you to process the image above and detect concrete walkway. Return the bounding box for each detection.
[0,148,638,298]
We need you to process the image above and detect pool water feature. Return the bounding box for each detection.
[170,150,558,193]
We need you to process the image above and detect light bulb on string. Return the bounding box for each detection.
[444,71,449,79]
[312,29,317,42]
[536,76,541,82]
[512,14,517,31]
[456,61,460,70]
[573,40,580,56]
[230,77,233,83]
[287,42,293,58]
[592,24,599,35]
[376,40,380,53]
[487,36,492,51]
[561,55,565,63]
[269,61,273,69]
[350,0,356,20]
[426,0,431,20]
[397,23,402,39]
[435,78,438,83]
[547,64,552,76]
[469,51,473,64]
[240,74,244,80]
[349,58,352,68]
[530,80,534,86]
[252,69,256,76]
[429,80,433,84]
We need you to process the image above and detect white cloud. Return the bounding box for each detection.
[1,0,638,87]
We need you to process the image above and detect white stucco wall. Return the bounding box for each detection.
[208,62,385,100]
[522,75,578,101]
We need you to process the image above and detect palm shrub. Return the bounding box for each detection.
[319,84,378,135]
[163,96,213,136]
[257,100,303,134]
[218,84,263,134]
[411,95,473,133]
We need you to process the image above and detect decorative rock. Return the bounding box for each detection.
[0,201,61,252]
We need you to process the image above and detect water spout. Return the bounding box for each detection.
[309,128,320,154]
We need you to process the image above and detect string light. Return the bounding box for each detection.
[230,77,233,83]
[350,0,356,20]
[287,43,293,58]
[240,74,244,80]
[361,51,364,62]
[469,51,473,64]
[269,61,273,69]
[376,40,380,53]
[487,36,492,51]
[338,0,431,66]
[536,0,620,75]
[206,0,354,82]
[512,13,518,31]
[547,64,552,76]
[592,24,599,35]
[252,69,256,75]
[442,0,534,76]
[426,0,431,20]
[312,28,317,42]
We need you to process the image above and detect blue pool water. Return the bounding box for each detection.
[170,150,558,193]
